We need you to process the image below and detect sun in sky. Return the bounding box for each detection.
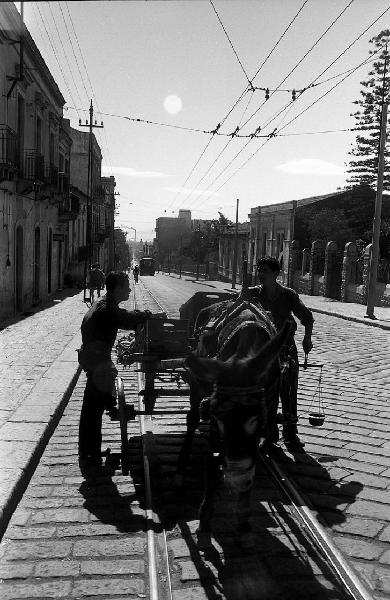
[163,94,183,115]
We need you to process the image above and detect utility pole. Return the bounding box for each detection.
[231,198,239,289]
[196,221,200,280]
[366,47,388,319]
[79,100,103,302]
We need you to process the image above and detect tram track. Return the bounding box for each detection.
[120,278,374,600]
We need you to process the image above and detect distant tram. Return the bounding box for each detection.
[139,257,155,276]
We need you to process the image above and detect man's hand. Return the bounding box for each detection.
[302,335,313,354]
[151,312,167,320]
[143,310,152,320]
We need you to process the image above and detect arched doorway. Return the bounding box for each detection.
[34,226,40,303]
[15,225,23,312]
[47,228,52,294]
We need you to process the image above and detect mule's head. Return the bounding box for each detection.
[185,320,292,492]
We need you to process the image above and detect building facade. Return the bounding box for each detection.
[0,3,69,322]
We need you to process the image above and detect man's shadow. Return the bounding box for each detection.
[78,440,161,534]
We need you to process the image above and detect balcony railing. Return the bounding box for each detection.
[0,126,18,167]
[23,150,45,182]
[58,196,80,222]
[93,226,108,244]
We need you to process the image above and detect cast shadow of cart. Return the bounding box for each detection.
[128,433,363,600]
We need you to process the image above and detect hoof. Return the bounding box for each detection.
[196,529,213,550]
[237,529,256,549]
[284,436,305,452]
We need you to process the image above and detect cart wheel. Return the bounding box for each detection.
[116,377,130,475]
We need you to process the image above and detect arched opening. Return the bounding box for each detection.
[34,226,41,303]
[47,227,52,294]
[15,225,23,312]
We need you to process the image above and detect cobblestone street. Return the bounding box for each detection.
[0,273,389,598]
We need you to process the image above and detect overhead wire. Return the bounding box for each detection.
[34,3,81,119]
[192,3,390,206]
[240,0,355,130]
[63,1,114,177]
[209,0,252,85]
[46,3,86,111]
[175,0,356,213]
[212,42,388,194]
[63,50,377,139]
[57,1,90,102]
[167,0,310,210]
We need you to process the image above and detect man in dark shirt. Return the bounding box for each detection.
[252,256,314,451]
[78,270,151,474]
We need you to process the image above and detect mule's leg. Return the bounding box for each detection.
[236,489,256,548]
[175,382,202,485]
[197,447,220,549]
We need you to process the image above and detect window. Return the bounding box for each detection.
[36,116,42,153]
[277,231,285,254]
[17,95,24,166]
[49,133,55,164]
[262,231,267,256]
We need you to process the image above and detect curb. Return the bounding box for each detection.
[0,362,82,542]
[162,273,390,331]
[308,307,390,331]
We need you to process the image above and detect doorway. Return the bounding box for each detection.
[15,225,23,312]
[34,227,40,303]
[47,228,52,294]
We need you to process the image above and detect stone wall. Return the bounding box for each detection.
[289,240,390,308]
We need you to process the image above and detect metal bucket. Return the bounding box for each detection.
[308,412,325,427]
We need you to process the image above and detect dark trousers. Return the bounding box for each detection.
[280,342,299,427]
[78,363,117,460]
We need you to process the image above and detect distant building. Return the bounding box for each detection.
[218,222,250,283]
[248,187,390,285]
[155,211,192,263]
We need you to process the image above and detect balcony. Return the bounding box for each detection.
[23,150,45,182]
[58,195,80,222]
[0,125,18,181]
[93,226,109,244]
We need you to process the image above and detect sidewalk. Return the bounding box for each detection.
[163,272,390,331]
[0,291,87,539]
[0,279,388,540]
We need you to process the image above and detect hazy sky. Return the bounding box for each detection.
[18,1,390,240]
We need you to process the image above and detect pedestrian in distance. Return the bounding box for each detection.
[95,263,106,294]
[133,264,140,284]
[250,256,314,451]
[77,271,152,476]
[89,263,105,302]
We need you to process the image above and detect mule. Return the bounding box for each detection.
[177,281,292,547]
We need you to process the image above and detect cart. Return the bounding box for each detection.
[114,292,236,475]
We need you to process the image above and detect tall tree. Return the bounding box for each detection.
[346,30,390,189]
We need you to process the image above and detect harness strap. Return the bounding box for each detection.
[214,383,264,397]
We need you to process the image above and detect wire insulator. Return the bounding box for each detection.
[265,88,270,101]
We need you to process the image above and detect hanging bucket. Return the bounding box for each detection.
[308,412,325,427]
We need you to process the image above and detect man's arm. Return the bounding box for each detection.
[115,307,152,330]
[289,290,314,354]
